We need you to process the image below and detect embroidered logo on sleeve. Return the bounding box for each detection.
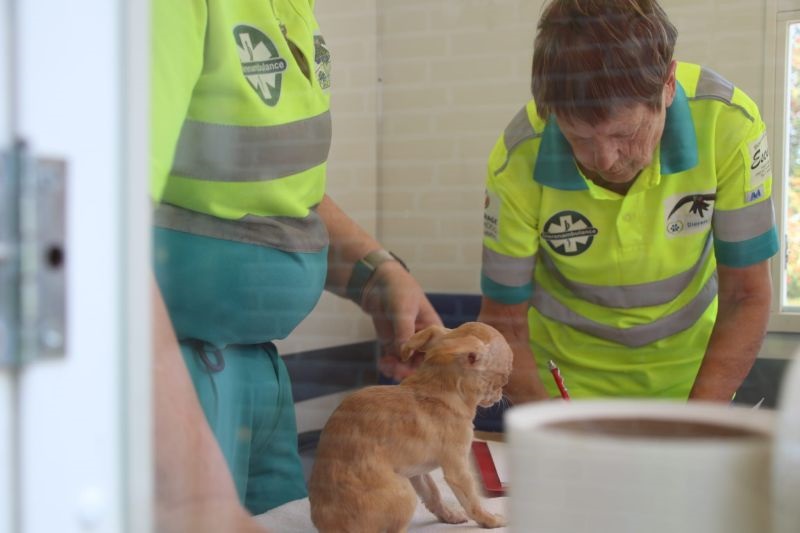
[748,132,771,189]
[233,25,287,106]
[483,189,501,240]
[314,33,331,91]
[745,184,765,204]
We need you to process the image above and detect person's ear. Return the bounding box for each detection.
[664,59,678,108]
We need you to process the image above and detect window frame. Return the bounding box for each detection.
[765,1,800,333]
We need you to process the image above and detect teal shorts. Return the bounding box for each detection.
[153,227,327,513]
[181,340,307,513]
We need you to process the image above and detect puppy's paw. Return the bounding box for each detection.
[435,506,468,524]
[476,512,506,529]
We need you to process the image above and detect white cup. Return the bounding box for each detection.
[506,400,774,533]
[773,354,800,533]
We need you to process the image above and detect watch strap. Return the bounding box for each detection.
[345,249,409,305]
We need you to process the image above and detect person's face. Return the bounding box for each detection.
[556,62,677,185]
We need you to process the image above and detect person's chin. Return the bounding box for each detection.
[600,172,630,184]
[602,168,638,184]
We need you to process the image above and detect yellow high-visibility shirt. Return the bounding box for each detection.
[150,0,330,224]
[481,62,778,399]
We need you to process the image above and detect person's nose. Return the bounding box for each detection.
[593,140,618,172]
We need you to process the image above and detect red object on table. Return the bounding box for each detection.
[471,441,505,496]
[548,359,571,400]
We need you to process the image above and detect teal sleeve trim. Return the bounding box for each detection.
[714,226,779,267]
[481,274,533,305]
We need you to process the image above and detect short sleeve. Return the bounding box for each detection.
[481,120,541,304]
[712,90,779,267]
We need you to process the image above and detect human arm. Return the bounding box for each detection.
[687,83,778,401]
[478,296,550,404]
[152,277,271,533]
[318,195,442,377]
[688,260,772,402]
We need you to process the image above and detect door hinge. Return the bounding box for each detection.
[1,141,67,368]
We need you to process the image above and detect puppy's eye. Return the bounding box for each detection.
[468,352,477,364]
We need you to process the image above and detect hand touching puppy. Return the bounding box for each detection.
[309,322,512,532]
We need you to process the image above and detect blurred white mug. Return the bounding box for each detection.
[773,352,800,533]
[506,400,774,533]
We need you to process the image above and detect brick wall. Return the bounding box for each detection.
[377,0,541,293]
[668,0,767,104]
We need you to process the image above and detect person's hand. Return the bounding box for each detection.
[360,261,442,382]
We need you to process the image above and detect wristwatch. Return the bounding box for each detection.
[345,249,409,305]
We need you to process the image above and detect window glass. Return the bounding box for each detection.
[786,21,800,309]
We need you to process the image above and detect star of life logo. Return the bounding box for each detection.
[664,192,715,238]
[234,25,287,106]
[542,211,598,256]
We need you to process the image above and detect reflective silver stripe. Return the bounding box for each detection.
[537,234,713,308]
[154,203,329,252]
[695,67,733,103]
[171,111,332,182]
[504,106,537,152]
[713,200,775,242]
[495,106,540,175]
[691,67,754,122]
[482,246,536,287]
[531,271,718,347]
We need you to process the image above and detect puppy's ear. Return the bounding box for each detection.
[400,325,450,361]
[431,336,489,367]
[453,337,489,370]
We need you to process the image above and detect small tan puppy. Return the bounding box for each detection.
[308,322,512,532]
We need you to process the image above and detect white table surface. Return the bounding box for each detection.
[256,439,508,532]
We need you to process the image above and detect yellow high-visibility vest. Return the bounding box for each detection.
[151,0,331,251]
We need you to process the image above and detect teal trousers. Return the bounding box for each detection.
[154,227,327,514]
